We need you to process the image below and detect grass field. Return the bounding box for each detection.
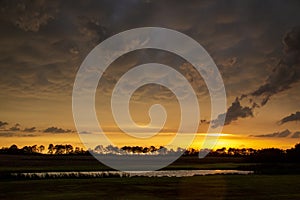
[0,154,252,172]
[1,154,300,199]
[1,175,300,199]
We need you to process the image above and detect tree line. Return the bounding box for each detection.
[1,143,300,162]
[0,144,87,155]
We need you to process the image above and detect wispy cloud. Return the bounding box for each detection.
[278,111,300,125]
[0,132,37,137]
[250,129,300,138]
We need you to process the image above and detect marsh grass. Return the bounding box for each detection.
[1,175,300,200]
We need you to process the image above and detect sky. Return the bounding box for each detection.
[0,0,300,150]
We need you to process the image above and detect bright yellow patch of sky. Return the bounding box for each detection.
[0,132,297,151]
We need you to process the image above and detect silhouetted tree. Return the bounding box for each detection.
[48,144,54,154]
[54,144,66,154]
[74,147,81,154]
[149,146,157,152]
[38,145,45,153]
[65,144,73,154]
[9,144,18,150]
[253,148,285,162]
[227,148,236,156]
[215,147,227,156]
[31,145,38,153]
[286,143,300,162]
[8,144,19,154]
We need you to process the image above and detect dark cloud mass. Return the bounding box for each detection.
[0,0,299,100]
[0,121,8,128]
[0,0,300,130]
[43,126,72,133]
[222,26,300,126]
[250,27,300,106]
[0,0,59,32]
[212,98,253,128]
[23,127,36,132]
[278,111,300,125]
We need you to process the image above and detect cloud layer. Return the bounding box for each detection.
[0,120,73,136]
[1,1,300,132]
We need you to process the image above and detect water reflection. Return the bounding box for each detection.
[11,170,253,179]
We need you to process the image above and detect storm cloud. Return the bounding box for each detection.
[221,26,300,126]
[1,0,300,132]
[249,27,300,106]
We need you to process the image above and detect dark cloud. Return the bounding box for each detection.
[0,0,114,101]
[0,121,8,128]
[0,0,59,32]
[219,57,237,68]
[179,62,207,96]
[250,129,300,138]
[278,111,300,125]
[23,127,36,132]
[212,98,253,128]
[9,123,21,131]
[222,26,300,125]
[249,26,300,106]
[0,1,300,130]
[292,131,300,138]
[0,0,299,101]
[252,129,292,138]
[43,126,72,133]
[0,120,72,134]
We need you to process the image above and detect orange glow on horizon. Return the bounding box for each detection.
[0,131,298,151]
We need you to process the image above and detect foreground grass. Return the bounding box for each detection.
[1,175,300,200]
[0,154,251,172]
